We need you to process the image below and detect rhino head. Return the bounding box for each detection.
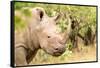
[15,7,72,66]
[28,7,71,56]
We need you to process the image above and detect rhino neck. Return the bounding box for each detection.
[23,25,41,63]
[24,24,40,51]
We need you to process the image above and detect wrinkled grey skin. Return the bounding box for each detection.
[15,7,71,66]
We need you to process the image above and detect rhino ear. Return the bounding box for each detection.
[52,13,62,24]
[35,8,45,21]
[38,9,44,20]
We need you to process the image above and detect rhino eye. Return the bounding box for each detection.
[48,36,51,38]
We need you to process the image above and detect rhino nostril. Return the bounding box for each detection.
[55,47,59,51]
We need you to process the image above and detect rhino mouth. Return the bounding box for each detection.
[52,48,66,57]
[44,47,66,57]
